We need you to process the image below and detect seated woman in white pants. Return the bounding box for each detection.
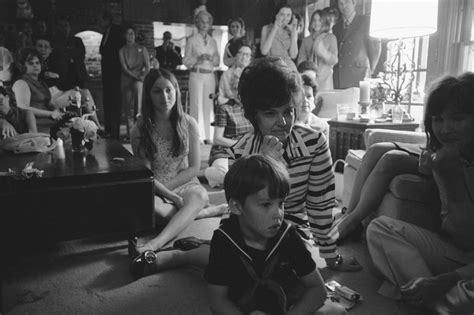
[367,73,474,314]
[204,44,253,187]
[183,10,220,143]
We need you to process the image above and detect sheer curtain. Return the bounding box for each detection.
[426,0,473,83]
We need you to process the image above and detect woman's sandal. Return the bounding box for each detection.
[129,236,211,280]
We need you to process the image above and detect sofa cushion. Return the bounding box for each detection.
[345,149,366,169]
[389,174,437,202]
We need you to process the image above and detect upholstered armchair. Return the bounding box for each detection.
[342,129,441,231]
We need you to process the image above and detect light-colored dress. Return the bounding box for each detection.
[120,43,149,116]
[261,23,297,71]
[132,117,201,196]
[312,32,338,91]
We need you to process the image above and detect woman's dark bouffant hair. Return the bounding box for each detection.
[224,154,290,204]
[139,69,187,159]
[301,74,318,96]
[424,72,474,152]
[16,48,42,74]
[238,57,301,131]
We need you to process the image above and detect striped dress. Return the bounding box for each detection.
[228,125,338,259]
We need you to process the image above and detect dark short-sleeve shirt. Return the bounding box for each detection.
[205,216,316,312]
[4,107,29,134]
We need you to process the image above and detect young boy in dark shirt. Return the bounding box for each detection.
[0,85,36,137]
[205,155,346,314]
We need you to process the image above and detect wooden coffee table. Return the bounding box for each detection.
[0,138,154,245]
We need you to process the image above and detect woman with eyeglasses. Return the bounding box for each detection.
[204,43,253,188]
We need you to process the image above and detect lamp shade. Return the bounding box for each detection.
[370,0,438,39]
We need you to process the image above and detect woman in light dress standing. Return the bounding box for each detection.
[298,9,338,91]
[260,4,299,72]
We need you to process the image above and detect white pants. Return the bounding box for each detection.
[367,216,473,299]
[188,72,215,141]
[204,158,228,188]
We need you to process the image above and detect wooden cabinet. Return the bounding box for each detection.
[327,119,419,161]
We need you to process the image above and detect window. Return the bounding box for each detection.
[76,31,103,78]
[383,36,430,122]
[461,3,474,71]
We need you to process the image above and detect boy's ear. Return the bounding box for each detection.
[228,198,243,216]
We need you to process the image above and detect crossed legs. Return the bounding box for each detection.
[336,143,419,239]
[367,216,466,301]
[138,185,227,254]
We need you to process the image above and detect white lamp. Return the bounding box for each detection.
[369,0,438,105]
[370,0,438,40]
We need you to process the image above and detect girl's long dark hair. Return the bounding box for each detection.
[140,68,187,160]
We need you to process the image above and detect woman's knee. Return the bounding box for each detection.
[365,143,397,160]
[366,216,397,245]
[375,150,416,175]
[183,186,209,208]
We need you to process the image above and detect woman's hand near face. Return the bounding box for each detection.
[288,18,298,34]
[274,13,286,29]
[261,135,284,161]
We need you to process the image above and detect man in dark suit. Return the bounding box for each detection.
[154,31,182,69]
[333,0,381,89]
[99,12,124,139]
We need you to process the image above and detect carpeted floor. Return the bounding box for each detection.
[1,143,426,314]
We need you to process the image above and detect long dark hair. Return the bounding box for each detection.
[424,72,474,152]
[140,68,187,160]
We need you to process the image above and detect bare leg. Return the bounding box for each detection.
[196,203,228,219]
[337,149,419,239]
[138,186,209,253]
[346,143,399,212]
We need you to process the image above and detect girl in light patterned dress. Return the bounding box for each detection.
[131,69,227,256]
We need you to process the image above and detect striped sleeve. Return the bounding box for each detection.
[306,133,338,259]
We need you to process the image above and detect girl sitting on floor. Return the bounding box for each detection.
[367,72,474,314]
[131,69,227,257]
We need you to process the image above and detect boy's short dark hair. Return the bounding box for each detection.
[297,60,317,74]
[224,155,290,205]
